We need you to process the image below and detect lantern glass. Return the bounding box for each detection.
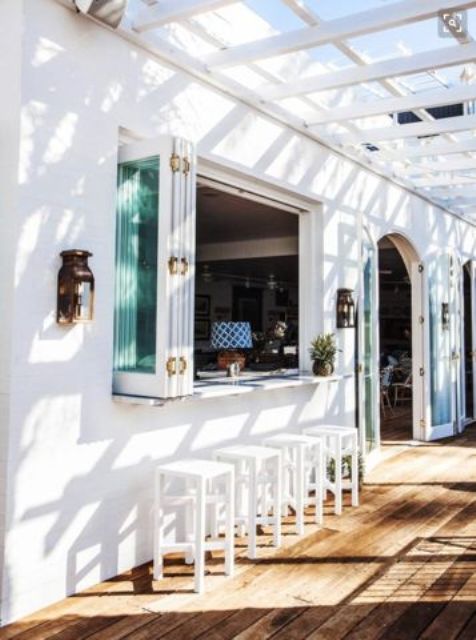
[337,289,355,329]
[57,250,95,324]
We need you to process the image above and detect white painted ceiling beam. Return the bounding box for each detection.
[414,175,476,187]
[426,186,476,197]
[407,158,476,173]
[133,0,236,32]
[386,138,476,159]
[281,0,318,25]
[257,41,476,101]
[307,85,476,126]
[334,114,476,145]
[204,0,476,68]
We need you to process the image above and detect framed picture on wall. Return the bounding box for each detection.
[195,294,210,317]
[195,319,210,341]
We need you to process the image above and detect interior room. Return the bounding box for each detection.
[378,237,413,436]
[194,184,299,378]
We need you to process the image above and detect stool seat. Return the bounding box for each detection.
[214,445,280,462]
[263,433,322,446]
[157,459,234,480]
[304,425,356,435]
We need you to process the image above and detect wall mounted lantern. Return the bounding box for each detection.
[441,302,450,330]
[57,250,95,324]
[336,288,356,329]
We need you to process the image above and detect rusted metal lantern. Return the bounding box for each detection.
[336,288,356,329]
[57,250,95,324]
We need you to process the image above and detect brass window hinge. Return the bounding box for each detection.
[168,256,178,275]
[166,357,177,377]
[419,367,425,376]
[182,156,191,175]
[180,257,189,275]
[419,315,424,324]
[170,153,181,173]
[179,356,187,375]
[420,418,426,429]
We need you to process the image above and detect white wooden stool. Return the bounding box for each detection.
[213,445,282,559]
[261,433,324,535]
[302,425,359,515]
[153,459,235,594]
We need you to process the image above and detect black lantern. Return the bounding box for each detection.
[336,288,356,329]
[441,302,450,330]
[57,250,95,324]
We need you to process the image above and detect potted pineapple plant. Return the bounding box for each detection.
[309,333,340,376]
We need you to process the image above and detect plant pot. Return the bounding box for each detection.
[312,359,334,376]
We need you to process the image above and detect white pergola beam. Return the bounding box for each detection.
[334,114,476,145]
[408,158,476,173]
[258,41,476,102]
[204,0,476,68]
[414,175,476,187]
[281,0,318,25]
[133,0,236,32]
[307,86,476,126]
[386,138,476,159]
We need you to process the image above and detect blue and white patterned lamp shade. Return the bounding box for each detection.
[210,322,253,350]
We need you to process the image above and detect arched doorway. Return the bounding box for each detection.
[378,236,415,441]
[358,231,424,461]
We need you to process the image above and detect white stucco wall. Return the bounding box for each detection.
[1,0,476,624]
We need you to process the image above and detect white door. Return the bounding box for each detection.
[113,136,196,399]
[426,252,461,439]
[411,262,430,440]
[358,234,379,458]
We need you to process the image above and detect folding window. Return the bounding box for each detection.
[113,137,195,398]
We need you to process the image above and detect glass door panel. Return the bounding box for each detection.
[359,236,378,456]
[428,253,454,437]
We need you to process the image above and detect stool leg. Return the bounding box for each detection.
[282,451,289,517]
[209,478,220,540]
[296,445,305,535]
[351,435,359,507]
[237,460,246,538]
[225,470,235,577]
[273,455,282,548]
[248,459,258,560]
[335,438,342,516]
[315,444,324,525]
[194,477,206,594]
[153,470,164,581]
[185,478,194,565]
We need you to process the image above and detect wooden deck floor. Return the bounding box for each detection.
[2,423,476,640]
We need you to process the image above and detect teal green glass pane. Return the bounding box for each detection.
[429,255,452,426]
[114,157,159,373]
[363,242,377,452]
[365,376,376,453]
